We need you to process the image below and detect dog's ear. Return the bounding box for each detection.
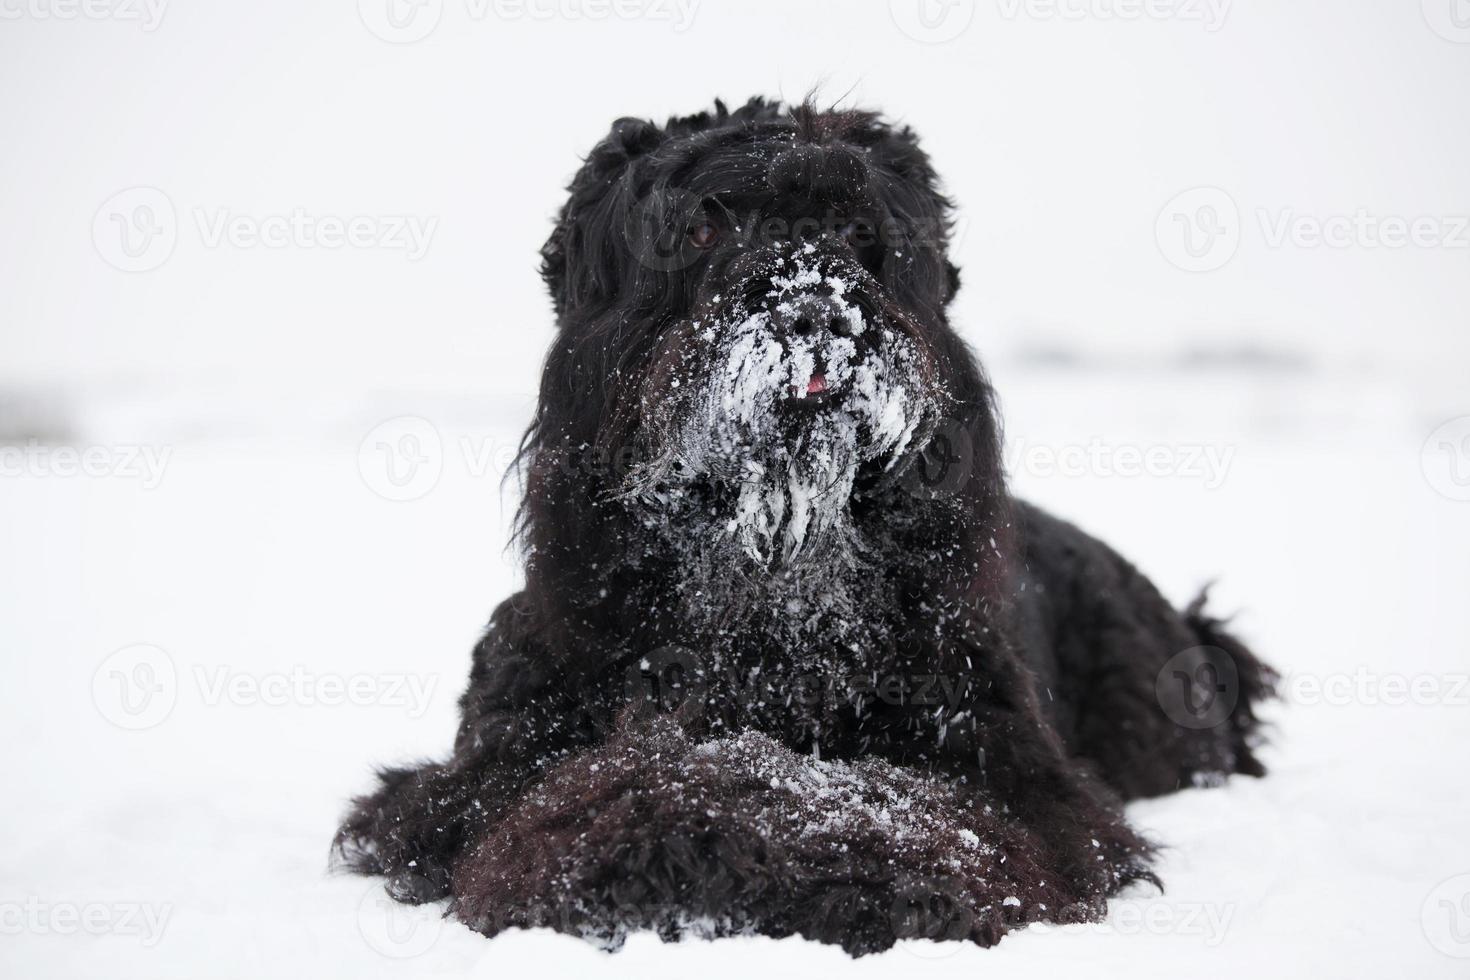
[857,122,960,314]
[541,116,668,319]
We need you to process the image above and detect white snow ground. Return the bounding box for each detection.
[2,355,1467,980]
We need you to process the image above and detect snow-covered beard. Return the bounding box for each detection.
[621,253,943,636]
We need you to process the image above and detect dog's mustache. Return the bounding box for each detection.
[615,279,943,572]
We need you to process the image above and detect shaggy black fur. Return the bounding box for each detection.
[333,97,1275,955]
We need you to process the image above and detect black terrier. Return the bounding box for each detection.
[334,97,1274,955]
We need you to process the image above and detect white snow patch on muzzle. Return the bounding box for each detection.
[627,285,936,570]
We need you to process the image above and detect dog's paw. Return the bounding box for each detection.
[331,762,465,898]
[384,869,451,905]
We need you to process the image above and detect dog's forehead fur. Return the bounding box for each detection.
[621,108,883,206]
[540,97,959,323]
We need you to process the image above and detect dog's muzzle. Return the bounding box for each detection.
[767,291,864,401]
[768,292,860,344]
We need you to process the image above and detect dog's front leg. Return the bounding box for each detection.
[897,630,1157,905]
[333,596,605,902]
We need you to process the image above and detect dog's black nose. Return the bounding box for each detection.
[769,293,854,342]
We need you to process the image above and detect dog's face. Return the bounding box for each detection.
[535,100,971,612]
[628,232,940,575]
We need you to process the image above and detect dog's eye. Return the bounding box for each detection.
[839,219,874,249]
[838,219,884,274]
[688,220,720,250]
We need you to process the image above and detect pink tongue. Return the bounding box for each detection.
[806,373,828,395]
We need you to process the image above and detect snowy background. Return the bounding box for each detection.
[3,1,1469,977]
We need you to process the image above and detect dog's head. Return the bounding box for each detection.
[525,99,1000,621]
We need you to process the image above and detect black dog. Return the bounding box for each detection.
[334,97,1274,954]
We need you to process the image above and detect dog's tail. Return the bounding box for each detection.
[1183,587,1278,778]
